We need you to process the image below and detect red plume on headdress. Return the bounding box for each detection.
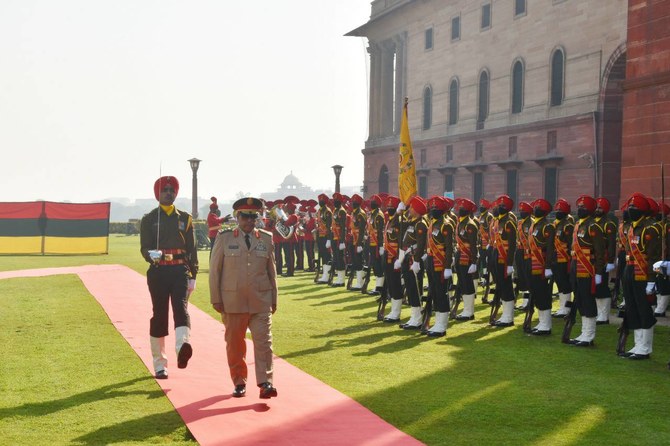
[210,196,218,210]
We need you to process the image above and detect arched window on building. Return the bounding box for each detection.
[511,60,524,114]
[378,165,389,194]
[550,49,565,106]
[423,86,432,130]
[477,70,489,129]
[449,78,459,125]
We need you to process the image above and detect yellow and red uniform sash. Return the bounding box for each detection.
[528,220,547,276]
[317,208,330,237]
[479,217,490,249]
[384,218,399,264]
[428,221,447,271]
[367,210,379,247]
[517,218,530,260]
[554,222,571,264]
[571,220,596,292]
[627,225,649,281]
[456,218,474,265]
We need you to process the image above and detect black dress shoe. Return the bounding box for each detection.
[573,340,595,347]
[330,283,344,287]
[155,370,168,380]
[515,305,527,311]
[426,330,446,338]
[596,320,610,325]
[493,320,514,327]
[177,342,192,369]
[383,317,400,323]
[618,351,634,358]
[455,315,475,321]
[531,329,551,336]
[367,290,381,296]
[628,353,650,360]
[400,323,421,330]
[259,382,278,399]
[232,384,246,398]
[349,286,362,291]
[654,311,666,317]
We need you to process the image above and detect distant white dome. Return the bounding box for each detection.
[280,172,303,188]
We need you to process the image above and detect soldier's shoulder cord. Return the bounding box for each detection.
[257,228,272,237]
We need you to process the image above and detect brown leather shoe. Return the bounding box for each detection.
[259,382,278,399]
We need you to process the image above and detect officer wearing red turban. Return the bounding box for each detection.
[515,201,533,311]
[382,195,406,322]
[367,194,387,295]
[593,197,617,324]
[490,195,518,327]
[477,198,494,298]
[454,198,479,321]
[396,196,429,329]
[551,198,575,317]
[330,192,348,286]
[620,193,661,359]
[565,195,606,347]
[526,198,555,335]
[349,194,368,290]
[316,193,334,283]
[140,176,198,379]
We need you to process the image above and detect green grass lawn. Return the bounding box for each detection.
[2,234,669,445]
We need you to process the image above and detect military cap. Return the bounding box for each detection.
[479,198,491,209]
[627,193,649,211]
[370,194,382,205]
[233,197,263,216]
[496,194,514,212]
[427,196,449,212]
[532,199,552,213]
[351,194,363,204]
[332,192,344,202]
[554,198,571,213]
[318,193,329,202]
[456,198,477,213]
[386,195,401,210]
[284,195,300,205]
[409,196,428,215]
[153,176,179,200]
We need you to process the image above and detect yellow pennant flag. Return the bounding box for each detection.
[398,98,418,205]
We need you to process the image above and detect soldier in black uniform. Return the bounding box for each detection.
[491,195,518,327]
[527,198,556,335]
[330,193,348,286]
[140,176,198,379]
[349,194,368,290]
[515,201,533,311]
[566,195,606,347]
[396,196,429,329]
[622,194,661,359]
[454,198,479,321]
[383,195,405,322]
[316,194,333,283]
[551,199,575,317]
[367,194,387,295]
[594,197,617,324]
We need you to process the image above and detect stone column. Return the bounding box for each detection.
[367,42,381,140]
[393,32,407,135]
[379,40,396,137]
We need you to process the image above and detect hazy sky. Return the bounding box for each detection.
[0,0,371,203]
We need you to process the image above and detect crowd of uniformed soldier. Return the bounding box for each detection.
[258,190,670,366]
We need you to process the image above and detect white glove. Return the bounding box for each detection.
[467,264,477,274]
[397,202,406,211]
[443,268,453,279]
[379,247,385,256]
[410,261,420,274]
[646,282,655,295]
[595,274,602,285]
[398,249,406,263]
[605,263,615,273]
[356,246,363,254]
[653,260,669,272]
[393,259,402,270]
[421,253,428,262]
[187,279,196,295]
[544,268,553,278]
[506,265,514,276]
[148,249,163,263]
[338,242,345,251]
[325,240,331,249]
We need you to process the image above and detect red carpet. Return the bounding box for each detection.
[1,265,423,446]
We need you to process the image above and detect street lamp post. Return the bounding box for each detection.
[332,164,343,194]
[188,158,201,219]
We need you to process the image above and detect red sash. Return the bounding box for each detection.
[572,221,596,292]
[517,219,530,260]
[456,220,473,265]
[428,221,447,270]
[384,220,399,263]
[494,219,509,266]
[554,224,570,263]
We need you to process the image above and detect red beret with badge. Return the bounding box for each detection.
[456,198,477,214]
[576,195,596,212]
[518,201,532,214]
[496,194,514,212]
[595,197,610,214]
[409,196,428,215]
[153,176,179,200]
[554,198,571,213]
[532,198,552,214]
[386,195,401,210]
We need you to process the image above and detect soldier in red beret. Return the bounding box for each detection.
[349,194,368,290]
[367,194,387,295]
[515,201,533,311]
[526,199,556,335]
[593,197,617,325]
[140,176,198,379]
[382,195,406,322]
[316,194,334,283]
[395,196,429,329]
[619,193,661,358]
[564,195,606,347]
[209,197,278,398]
[453,198,479,321]
[490,195,518,327]
[302,206,317,272]
[551,199,575,317]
